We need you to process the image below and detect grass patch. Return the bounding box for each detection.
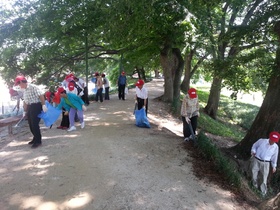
[192,88,260,141]
[196,132,241,188]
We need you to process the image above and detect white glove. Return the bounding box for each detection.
[22,111,26,117]
[79,91,84,96]
[185,117,190,123]
[82,105,87,111]
[42,104,48,112]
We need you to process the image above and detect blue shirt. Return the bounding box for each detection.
[118,75,126,85]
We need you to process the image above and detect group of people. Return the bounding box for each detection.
[12,71,148,148]
[92,72,110,102]
[180,87,279,197]
[12,73,279,197]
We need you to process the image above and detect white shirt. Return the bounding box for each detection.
[136,86,148,99]
[77,78,86,88]
[66,87,78,95]
[251,138,279,168]
[103,77,110,88]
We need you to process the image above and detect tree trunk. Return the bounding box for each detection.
[160,45,174,102]
[160,45,184,109]
[172,48,184,113]
[154,69,160,78]
[233,21,280,158]
[204,75,222,119]
[181,49,194,92]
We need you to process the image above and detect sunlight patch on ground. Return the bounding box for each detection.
[9,192,93,210]
[149,113,183,137]
[62,192,93,208]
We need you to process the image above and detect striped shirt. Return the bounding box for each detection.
[23,84,44,105]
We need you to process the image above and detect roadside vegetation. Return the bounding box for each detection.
[183,87,260,190]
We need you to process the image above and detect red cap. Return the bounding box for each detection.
[135,79,144,87]
[14,75,27,85]
[95,72,99,76]
[65,73,75,82]
[57,87,65,93]
[68,83,75,91]
[53,91,61,104]
[269,132,280,142]
[45,91,51,102]
[101,73,105,77]
[188,88,197,99]
[121,71,125,75]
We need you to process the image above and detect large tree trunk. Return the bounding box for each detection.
[172,48,184,113]
[160,45,183,104]
[204,75,223,119]
[233,21,280,159]
[160,45,174,102]
[181,49,194,92]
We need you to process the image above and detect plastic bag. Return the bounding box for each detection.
[38,101,61,127]
[92,87,97,94]
[125,87,128,95]
[134,108,150,128]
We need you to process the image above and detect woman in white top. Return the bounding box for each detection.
[180,88,199,141]
[135,79,148,116]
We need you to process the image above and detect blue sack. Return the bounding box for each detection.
[38,101,61,127]
[135,108,150,128]
[92,87,97,94]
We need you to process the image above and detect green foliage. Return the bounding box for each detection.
[219,95,259,130]
[196,132,241,188]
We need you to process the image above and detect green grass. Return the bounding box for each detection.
[193,88,260,142]
[197,132,241,188]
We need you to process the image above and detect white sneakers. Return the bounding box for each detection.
[67,126,76,132]
[67,123,85,131]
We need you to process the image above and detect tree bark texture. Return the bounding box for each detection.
[204,75,222,119]
[172,48,184,113]
[233,21,280,158]
[181,49,194,92]
[160,46,184,104]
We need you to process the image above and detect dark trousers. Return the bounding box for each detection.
[118,84,125,100]
[104,87,110,100]
[95,87,103,102]
[136,97,148,116]
[60,108,69,127]
[182,115,198,138]
[27,103,42,144]
[81,86,89,105]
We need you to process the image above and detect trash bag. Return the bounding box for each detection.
[134,108,150,128]
[38,101,61,127]
[125,87,128,95]
[92,87,97,94]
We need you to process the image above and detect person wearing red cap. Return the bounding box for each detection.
[56,87,87,131]
[251,131,280,196]
[14,75,48,148]
[95,72,103,102]
[102,73,110,100]
[74,77,89,105]
[117,71,127,100]
[180,88,200,141]
[67,81,78,95]
[135,79,148,116]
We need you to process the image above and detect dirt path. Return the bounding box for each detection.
[0,79,256,210]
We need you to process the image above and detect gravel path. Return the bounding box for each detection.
[0,79,255,210]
